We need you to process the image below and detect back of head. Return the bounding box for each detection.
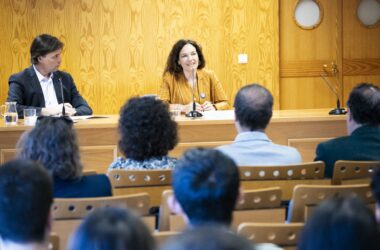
[0,159,53,244]
[234,83,273,131]
[347,83,380,125]
[298,196,379,250]
[118,96,178,161]
[161,226,255,250]
[30,34,64,65]
[172,148,240,227]
[69,207,155,250]
[17,116,82,180]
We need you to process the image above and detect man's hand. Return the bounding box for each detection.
[40,103,76,116]
[201,101,216,111]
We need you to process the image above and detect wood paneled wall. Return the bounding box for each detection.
[0,0,279,114]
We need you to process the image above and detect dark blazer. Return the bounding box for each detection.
[7,66,92,117]
[315,125,380,178]
[53,174,112,198]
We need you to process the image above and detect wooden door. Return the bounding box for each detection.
[280,0,380,110]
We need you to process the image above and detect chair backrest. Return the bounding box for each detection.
[239,161,325,181]
[152,231,179,246]
[108,169,172,187]
[238,222,304,250]
[52,193,153,250]
[158,187,285,231]
[332,160,380,185]
[288,184,375,222]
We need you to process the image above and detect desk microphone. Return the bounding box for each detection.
[320,73,347,115]
[58,77,66,116]
[186,68,203,118]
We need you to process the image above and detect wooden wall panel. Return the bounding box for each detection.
[0,0,279,114]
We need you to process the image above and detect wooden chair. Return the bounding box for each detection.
[158,187,285,231]
[48,232,59,250]
[52,193,153,250]
[238,222,304,250]
[152,231,179,246]
[108,169,172,206]
[332,160,380,185]
[288,184,375,222]
[239,161,329,200]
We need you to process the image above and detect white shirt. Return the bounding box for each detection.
[33,65,59,107]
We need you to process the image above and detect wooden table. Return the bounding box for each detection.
[0,109,346,174]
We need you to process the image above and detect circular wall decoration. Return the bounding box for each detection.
[294,0,323,30]
[357,0,380,28]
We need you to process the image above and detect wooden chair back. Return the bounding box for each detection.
[158,187,285,231]
[288,184,375,222]
[238,222,304,250]
[153,231,179,246]
[239,161,325,180]
[52,193,153,250]
[108,169,172,187]
[107,169,172,206]
[332,160,380,185]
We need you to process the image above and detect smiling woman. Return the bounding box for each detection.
[159,39,230,113]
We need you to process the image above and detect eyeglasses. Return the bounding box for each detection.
[36,116,73,126]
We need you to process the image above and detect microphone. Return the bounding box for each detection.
[186,68,203,118]
[58,77,66,116]
[320,72,347,115]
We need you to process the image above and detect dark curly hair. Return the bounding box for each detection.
[163,39,206,80]
[347,83,380,125]
[234,83,273,131]
[118,96,178,161]
[16,117,83,180]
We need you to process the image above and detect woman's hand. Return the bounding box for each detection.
[201,101,216,111]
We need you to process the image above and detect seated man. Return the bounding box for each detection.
[7,34,92,117]
[315,83,380,177]
[0,159,53,250]
[167,148,281,250]
[218,83,301,166]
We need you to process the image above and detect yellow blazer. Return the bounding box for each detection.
[159,69,230,110]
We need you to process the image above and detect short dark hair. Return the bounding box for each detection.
[172,148,240,226]
[234,83,273,131]
[161,226,255,250]
[69,207,155,250]
[371,168,380,207]
[30,34,64,65]
[0,159,53,243]
[298,196,380,250]
[17,116,83,180]
[118,96,178,161]
[347,83,380,125]
[164,39,206,80]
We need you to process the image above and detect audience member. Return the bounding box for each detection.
[17,116,112,198]
[108,96,178,170]
[160,39,229,113]
[315,83,380,177]
[0,159,53,250]
[218,83,302,166]
[7,34,92,117]
[371,168,380,223]
[69,207,155,250]
[161,226,255,250]
[167,148,281,250]
[298,196,379,250]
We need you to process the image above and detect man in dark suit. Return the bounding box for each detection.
[7,34,92,117]
[315,83,380,177]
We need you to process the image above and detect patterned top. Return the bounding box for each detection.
[108,156,177,171]
[159,69,230,110]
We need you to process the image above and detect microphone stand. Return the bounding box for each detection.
[58,77,72,121]
[186,69,203,118]
[320,73,347,115]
